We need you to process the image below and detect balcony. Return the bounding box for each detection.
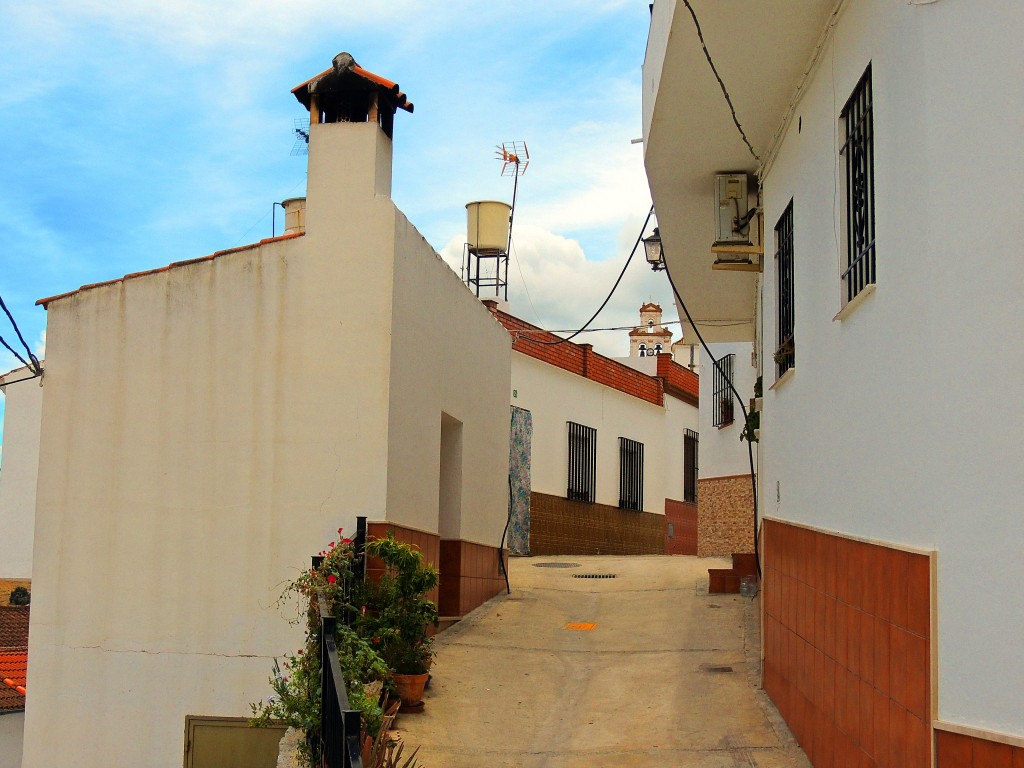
[642,0,836,342]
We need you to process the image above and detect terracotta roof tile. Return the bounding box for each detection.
[291,53,413,113]
[0,649,26,710]
[0,607,29,650]
[36,232,304,309]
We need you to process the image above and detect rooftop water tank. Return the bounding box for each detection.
[466,201,511,254]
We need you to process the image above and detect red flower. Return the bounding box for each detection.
[342,537,352,544]
[329,541,335,548]
[338,527,344,534]
[327,574,337,585]
[373,637,380,645]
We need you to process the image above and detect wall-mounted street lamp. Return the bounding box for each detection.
[643,226,665,271]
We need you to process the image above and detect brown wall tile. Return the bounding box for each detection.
[529,491,664,555]
[696,476,754,556]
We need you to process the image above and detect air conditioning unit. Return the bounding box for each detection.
[714,173,751,246]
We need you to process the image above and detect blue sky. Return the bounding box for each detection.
[0,1,680,454]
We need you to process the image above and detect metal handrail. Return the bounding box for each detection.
[315,516,367,768]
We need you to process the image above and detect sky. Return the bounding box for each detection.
[0,0,681,455]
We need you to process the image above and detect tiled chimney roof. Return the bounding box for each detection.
[292,52,413,114]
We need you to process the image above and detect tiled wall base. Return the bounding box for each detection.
[664,498,698,555]
[762,519,933,768]
[936,728,1024,767]
[0,579,31,606]
[438,540,507,617]
[529,491,664,555]
[697,475,754,556]
[366,521,441,606]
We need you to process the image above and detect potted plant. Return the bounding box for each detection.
[9,586,30,606]
[357,533,439,712]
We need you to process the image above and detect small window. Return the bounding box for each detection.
[840,64,875,305]
[684,429,699,503]
[618,437,644,511]
[775,200,795,376]
[567,422,596,503]
[713,353,735,427]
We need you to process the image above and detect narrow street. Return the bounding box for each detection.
[397,555,811,767]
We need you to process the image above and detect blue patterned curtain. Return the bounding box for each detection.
[508,406,532,555]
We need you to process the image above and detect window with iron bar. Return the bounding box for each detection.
[713,353,735,427]
[618,437,644,511]
[684,429,699,503]
[840,64,875,305]
[775,200,795,377]
[566,422,596,503]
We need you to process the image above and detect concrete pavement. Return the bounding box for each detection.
[396,555,811,767]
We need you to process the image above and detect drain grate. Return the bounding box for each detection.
[701,664,734,674]
[533,562,581,568]
[573,573,617,579]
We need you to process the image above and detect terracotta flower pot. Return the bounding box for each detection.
[391,672,429,709]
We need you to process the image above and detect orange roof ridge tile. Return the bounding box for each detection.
[37,232,304,308]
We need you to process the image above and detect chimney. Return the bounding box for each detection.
[291,53,414,224]
[281,197,306,235]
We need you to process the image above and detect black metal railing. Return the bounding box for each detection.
[313,516,367,768]
[567,421,597,503]
[775,200,795,377]
[684,429,699,503]
[713,354,735,427]
[840,64,875,304]
[618,437,644,511]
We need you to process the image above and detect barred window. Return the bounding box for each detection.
[840,64,875,304]
[713,353,735,427]
[567,422,596,503]
[775,200,795,377]
[684,429,699,503]
[618,437,644,511]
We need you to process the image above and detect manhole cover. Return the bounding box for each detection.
[573,574,617,579]
[532,562,581,568]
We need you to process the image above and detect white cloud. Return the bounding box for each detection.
[440,221,680,358]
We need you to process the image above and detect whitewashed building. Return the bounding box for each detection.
[0,365,42,592]
[22,54,511,768]
[644,1,1024,766]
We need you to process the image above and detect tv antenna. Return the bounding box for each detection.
[291,119,310,156]
[495,141,529,256]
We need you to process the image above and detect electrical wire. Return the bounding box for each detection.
[0,371,43,387]
[518,205,655,347]
[0,293,41,375]
[680,0,761,164]
[0,335,30,370]
[662,256,761,579]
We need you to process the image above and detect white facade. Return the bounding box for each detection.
[698,342,756,481]
[0,366,43,580]
[644,0,1024,744]
[0,711,23,768]
[511,353,696,514]
[22,111,510,765]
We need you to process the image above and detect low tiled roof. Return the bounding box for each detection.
[0,649,27,711]
[628,326,672,338]
[0,606,29,649]
[36,232,303,309]
[639,302,662,312]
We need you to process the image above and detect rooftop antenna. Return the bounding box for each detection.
[463,142,529,302]
[497,141,529,256]
[291,119,311,156]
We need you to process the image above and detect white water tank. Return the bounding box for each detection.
[466,201,511,254]
[281,197,306,235]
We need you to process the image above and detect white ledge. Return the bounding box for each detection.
[770,367,795,391]
[833,283,876,322]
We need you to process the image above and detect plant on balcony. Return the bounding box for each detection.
[740,376,763,444]
[9,586,30,606]
[773,337,795,369]
[356,533,439,708]
[251,530,390,767]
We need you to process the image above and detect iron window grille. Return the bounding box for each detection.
[840,64,875,304]
[618,437,644,511]
[713,353,735,427]
[684,429,699,503]
[567,422,597,503]
[775,200,795,376]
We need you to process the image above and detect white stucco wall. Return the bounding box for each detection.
[698,342,756,480]
[0,711,23,768]
[510,354,697,512]
[385,212,511,547]
[0,367,42,579]
[756,0,1024,736]
[22,121,509,767]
